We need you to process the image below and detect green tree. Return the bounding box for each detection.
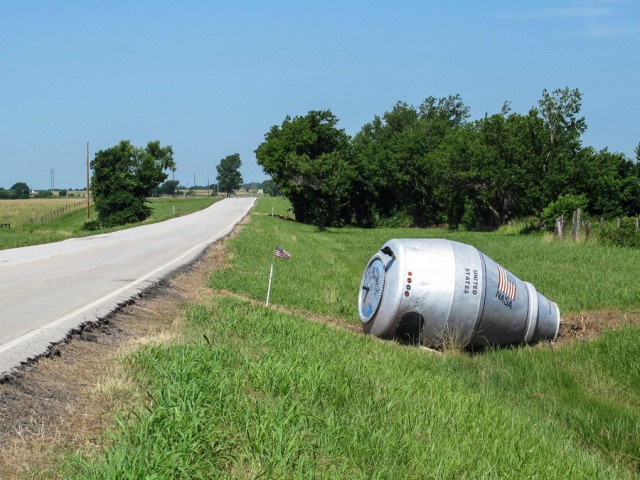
[256,110,357,228]
[450,107,544,228]
[260,179,280,197]
[564,148,632,217]
[216,153,243,197]
[10,182,31,199]
[352,96,469,227]
[91,140,175,227]
[154,180,180,196]
[537,87,587,203]
[35,190,53,198]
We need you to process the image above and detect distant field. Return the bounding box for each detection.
[0,197,218,250]
[63,197,640,478]
[0,198,88,227]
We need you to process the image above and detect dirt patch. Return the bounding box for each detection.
[0,234,235,479]
[555,309,640,345]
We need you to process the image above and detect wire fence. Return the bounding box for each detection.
[0,199,90,229]
[27,200,89,224]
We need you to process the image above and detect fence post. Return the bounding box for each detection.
[617,217,621,229]
[555,215,565,239]
[572,209,581,242]
[585,220,591,240]
[636,217,639,233]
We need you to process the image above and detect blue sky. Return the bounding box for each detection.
[1,0,638,190]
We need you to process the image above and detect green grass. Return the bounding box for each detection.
[0,197,88,226]
[64,197,640,478]
[0,197,218,250]
[213,197,640,316]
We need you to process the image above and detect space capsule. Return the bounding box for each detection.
[358,239,560,348]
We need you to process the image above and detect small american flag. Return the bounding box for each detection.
[274,245,291,260]
[497,266,517,300]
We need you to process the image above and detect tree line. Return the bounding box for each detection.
[256,87,640,230]
[0,182,31,199]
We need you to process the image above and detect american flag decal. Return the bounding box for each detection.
[497,266,517,300]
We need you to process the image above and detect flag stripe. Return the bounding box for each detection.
[497,266,516,300]
[275,245,291,260]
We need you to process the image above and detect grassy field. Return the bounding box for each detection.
[63,197,640,479]
[0,197,218,250]
[0,197,88,227]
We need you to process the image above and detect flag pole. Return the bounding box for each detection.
[266,245,276,306]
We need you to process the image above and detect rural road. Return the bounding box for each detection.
[0,197,256,376]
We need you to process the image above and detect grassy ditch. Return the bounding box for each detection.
[65,197,640,478]
[0,197,217,250]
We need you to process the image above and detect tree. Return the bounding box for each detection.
[216,153,243,197]
[537,87,587,203]
[154,180,180,196]
[10,182,30,199]
[351,96,470,227]
[35,190,53,198]
[261,179,281,197]
[91,140,175,227]
[450,108,543,228]
[566,147,640,217]
[256,110,357,228]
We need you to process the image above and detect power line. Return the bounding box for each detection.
[0,129,81,156]
[0,116,84,144]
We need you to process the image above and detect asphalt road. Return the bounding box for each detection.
[0,197,256,375]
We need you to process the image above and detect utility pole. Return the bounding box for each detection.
[86,142,90,220]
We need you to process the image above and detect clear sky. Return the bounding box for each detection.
[1,0,638,190]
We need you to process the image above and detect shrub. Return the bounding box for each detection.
[598,217,640,248]
[81,220,102,231]
[541,194,589,231]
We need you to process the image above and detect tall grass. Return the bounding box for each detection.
[0,198,86,226]
[59,197,640,478]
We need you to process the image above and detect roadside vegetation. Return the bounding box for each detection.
[90,140,176,227]
[256,88,640,232]
[0,197,217,250]
[63,197,640,478]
